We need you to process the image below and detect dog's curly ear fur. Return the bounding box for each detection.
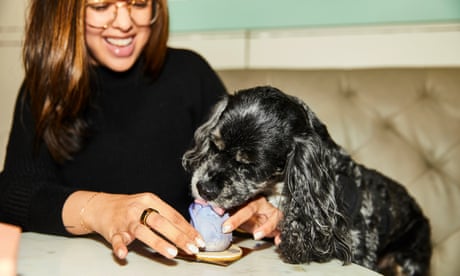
[182,96,229,172]
[279,96,352,264]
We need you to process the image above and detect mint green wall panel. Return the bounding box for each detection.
[168,0,460,32]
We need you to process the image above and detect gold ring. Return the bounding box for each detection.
[140,208,159,226]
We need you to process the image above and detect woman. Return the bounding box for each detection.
[0,0,281,260]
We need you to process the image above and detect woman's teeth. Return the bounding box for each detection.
[106,37,133,47]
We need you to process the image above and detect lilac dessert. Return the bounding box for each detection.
[189,201,232,251]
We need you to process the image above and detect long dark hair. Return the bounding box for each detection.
[23,0,169,163]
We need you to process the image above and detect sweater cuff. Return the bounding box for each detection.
[29,185,77,236]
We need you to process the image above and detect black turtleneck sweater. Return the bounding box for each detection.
[0,48,227,235]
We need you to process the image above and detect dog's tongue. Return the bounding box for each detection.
[194,199,226,216]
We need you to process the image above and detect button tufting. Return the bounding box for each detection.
[417,85,435,102]
[342,88,357,99]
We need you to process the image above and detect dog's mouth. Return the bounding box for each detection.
[194,199,227,216]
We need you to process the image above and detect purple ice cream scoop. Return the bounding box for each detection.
[189,201,232,251]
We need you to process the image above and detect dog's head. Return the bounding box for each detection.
[183,86,336,211]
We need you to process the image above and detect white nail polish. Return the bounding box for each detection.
[196,238,206,248]
[254,231,264,240]
[222,224,232,233]
[167,247,178,257]
[117,249,124,259]
[187,243,199,254]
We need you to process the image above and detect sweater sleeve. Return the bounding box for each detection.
[0,85,77,235]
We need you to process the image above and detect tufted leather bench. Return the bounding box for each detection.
[217,68,460,276]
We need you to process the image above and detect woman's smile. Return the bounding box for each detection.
[106,37,134,47]
[105,36,135,57]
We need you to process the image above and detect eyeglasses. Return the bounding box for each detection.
[85,0,159,29]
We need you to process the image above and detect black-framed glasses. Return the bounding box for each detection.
[85,0,159,29]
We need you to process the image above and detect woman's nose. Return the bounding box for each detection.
[111,4,133,31]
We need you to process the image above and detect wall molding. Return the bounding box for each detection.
[0,25,23,48]
[169,23,460,69]
[0,25,23,33]
[0,41,22,47]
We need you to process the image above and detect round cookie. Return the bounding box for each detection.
[195,244,243,263]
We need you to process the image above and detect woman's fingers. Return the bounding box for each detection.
[153,204,205,248]
[223,197,283,241]
[93,192,204,260]
[222,201,258,233]
[139,209,201,256]
[111,232,130,259]
[133,222,179,258]
[136,194,204,247]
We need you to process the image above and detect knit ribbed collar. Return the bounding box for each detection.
[91,57,146,89]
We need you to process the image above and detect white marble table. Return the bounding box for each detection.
[18,232,380,275]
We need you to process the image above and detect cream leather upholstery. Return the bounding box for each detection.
[217,68,460,276]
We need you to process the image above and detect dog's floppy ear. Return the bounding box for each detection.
[182,96,229,171]
[281,96,352,264]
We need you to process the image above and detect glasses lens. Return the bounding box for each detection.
[86,0,157,29]
[130,0,155,26]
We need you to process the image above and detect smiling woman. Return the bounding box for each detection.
[0,0,282,264]
[22,0,168,160]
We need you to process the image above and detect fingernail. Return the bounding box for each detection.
[275,238,282,246]
[196,238,206,248]
[187,243,199,254]
[254,231,264,240]
[117,249,124,259]
[167,247,178,257]
[222,224,232,233]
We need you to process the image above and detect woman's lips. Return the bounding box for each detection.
[105,37,135,57]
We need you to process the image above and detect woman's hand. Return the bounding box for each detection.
[63,191,205,260]
[222,196,283,245]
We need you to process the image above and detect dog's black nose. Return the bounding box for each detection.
[197,181,221,201]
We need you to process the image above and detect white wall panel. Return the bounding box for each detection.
[170,24,460,70]
[0,1,26,169]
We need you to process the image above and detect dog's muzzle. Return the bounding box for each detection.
[196,180,222,201]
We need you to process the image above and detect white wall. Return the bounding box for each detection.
[0,1,27,169]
